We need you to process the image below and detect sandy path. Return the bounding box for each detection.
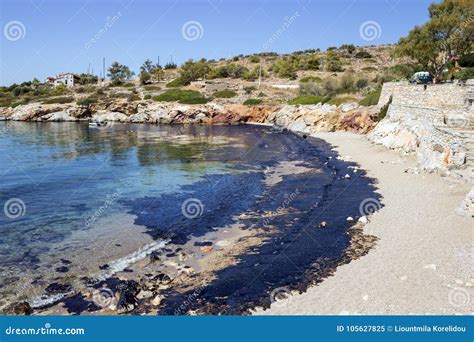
[256,132,473,315]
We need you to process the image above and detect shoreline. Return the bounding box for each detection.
[256,132,472,315]
[1,122,471,316]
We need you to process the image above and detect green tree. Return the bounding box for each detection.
[107,62,134,85]
[395,0,474,83]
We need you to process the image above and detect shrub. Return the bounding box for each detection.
[356,78,369,89]
[164,62,177,70]
[271,60,297,79]
[153,89,208,104]
[362,66,377,72]
[140,72,151,85]
[377,95,392,121]
[354,50,372,59]
[208,63,249,79]
[300,76,322,83]
[77,95,98,106]
[77,73,98,85]
[243,86,256,94]
[326,59,344,72]
[144,94,152,100]
[243,98,263,105]
[166,78,186,88]
[300,82,324,96]
[288,95,327,105]
[249,55,260,63]
[359,87,381,106]
[42,96,75,104]
[385,64,419,80]
[454,67,474,81]
[322,77,338,93]
[459,53,474,68]
[143,85,161,91]
[179,59,210,85]
[339,73,355,91]
[340,44,356,54]
[213,90,238,98]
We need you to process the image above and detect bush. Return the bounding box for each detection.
[42,96,75,104]
[144,94,152,100]
[208,63,249,79]
[300,82,323,96]
[153,89,209,104]
[356,78,369,89]
[359,87,381,106]
[164,62,177,70]
[143,85,161,91]
[459,53,474,68]
[299,76,322,83]
[377,95,392,121]
[243,86,256,94]
[454,67,474,81]
[179,59,210,84]
[213,90,238,98]
[354,50,372,59]
[166,78,186,88]
[271,60,297,79]
[288,95,327,105]
[326,59,344,72]
[340,44,356,54]
[322,77,338,93]
[77,95,98,106]
[243,98,263,105]
[362,66,377,72]
[339,73,355,91]
[249,55,260,63]
[77,73,98,85]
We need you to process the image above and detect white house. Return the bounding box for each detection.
[47,73,79,87]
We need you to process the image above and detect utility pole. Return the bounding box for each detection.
[157,56,160,67]
[102,57,106,80]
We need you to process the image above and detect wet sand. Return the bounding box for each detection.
[256,132,473,315]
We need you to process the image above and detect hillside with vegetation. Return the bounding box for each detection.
[0,0,472,122]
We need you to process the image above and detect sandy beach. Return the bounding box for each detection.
[256,132,473,315]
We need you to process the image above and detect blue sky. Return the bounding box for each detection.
[0,0,434,86]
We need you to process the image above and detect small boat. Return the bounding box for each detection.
[88,120,107,128]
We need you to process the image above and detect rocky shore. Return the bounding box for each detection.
[0,99,376,134]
